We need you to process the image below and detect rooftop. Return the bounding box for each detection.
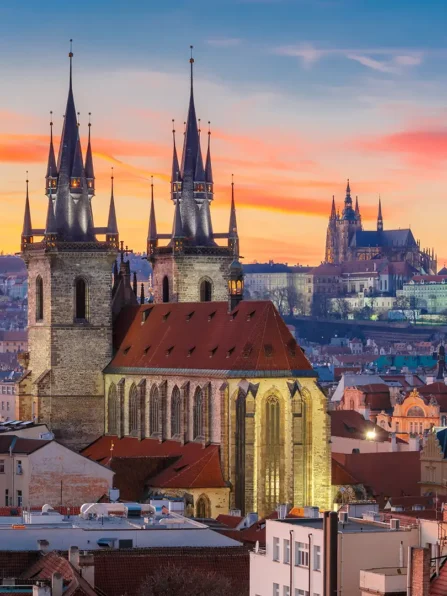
[273,516,410,533]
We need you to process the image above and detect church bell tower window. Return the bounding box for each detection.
[200,279,212,302]
[162,276,170,303]
[36,276,44,322]
[75,278,88,321]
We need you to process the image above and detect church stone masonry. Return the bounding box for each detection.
[18,49,332,516]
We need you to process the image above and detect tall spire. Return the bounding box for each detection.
[171,120,180,183]
[345,178,352,206]
[147,176,158,257]
[330,195,336,220]
[85,112,95,195]
[45,112,57,195]
[21,174,32,249]
[355,195,360,218]
[205,121,213,185]
[377,196,383,232]
[180,45,200,180]
[228,174,239,255]
[106,168,118,238]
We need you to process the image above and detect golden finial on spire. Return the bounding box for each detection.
[190,45,194,64]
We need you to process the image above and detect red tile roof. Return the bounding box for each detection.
[216,514,244,529]
[418,382,447,411]
[430,560,447,595]
[330,410,392,442]
[412,275,447,283]
[332,457,361,485]
[92,547,249,596]
[332,451,421,500]
[82,436,226,490]
[110,301,313,374]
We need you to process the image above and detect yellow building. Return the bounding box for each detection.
[420,429,447,496]
[83,301,332,518]
[377,388,439,440]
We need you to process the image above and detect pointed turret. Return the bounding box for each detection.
[330,196,336,220]
[21,176,33,250]
[194,123,206,181]
[140,283,145,305]
[171,120,181,203]
[53,41,95,241]
[45,114,57,196]
[147,177,158,257]
[228,175,239,256]
[345,178,352,206]
[205,121,214,192]
[377,196,383,232]
[342,178,356,221]
[180,47,200,181]
[106,169,119,247]
[355,195,360,219]
[85,113,95,196]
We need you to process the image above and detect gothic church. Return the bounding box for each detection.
[18,49,331,517]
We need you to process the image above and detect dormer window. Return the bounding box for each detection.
[70,178,81,189]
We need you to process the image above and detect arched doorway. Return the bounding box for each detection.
[196,494,211,518]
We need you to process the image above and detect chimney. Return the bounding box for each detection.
[323,511,338,596]
[68,546,80,570]
[37,539,50,554]
[79,551,95,588]
[51,572,63,596]
[410,547,430,596]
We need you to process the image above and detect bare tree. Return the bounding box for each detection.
[332,297,352,320]
[268,286,303,315]
[138,564,233,596]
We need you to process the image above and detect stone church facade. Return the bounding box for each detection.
[18,49,331,517]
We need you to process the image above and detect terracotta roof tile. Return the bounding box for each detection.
[330,411,392,441]
[216,514,244,529]
[110,301,312,374]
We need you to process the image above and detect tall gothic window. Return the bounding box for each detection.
[107,384,118,434]
[235,390,246,512]
[162,276,169,303]
[171,386,181,438]
[150,385,160,436]
[36,276,43,321]
[265,397,281,513]
[200,279,212,302]
[75,278,87,320]
[129,384,138,436]
[193,387,204,440]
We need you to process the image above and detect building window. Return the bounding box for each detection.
[273,537,280,561]
[196,494,211,518]
[295,591,309,596]
[17,490,22,507]
[283,538,290,564]
[273,583,280,596]
[149,385,160,436]
[171,386,181,437]
[162,276,169,303]
[118,539,133,548]
[265,396,281,513]
[75,278,88,320]
[128,384,138,436]
[313,545,321,570]
[284,587,290,596]
[107,384,118,434]
[16,460,22,475]
[193,387,204,440]
[200,279,212,302]
[295,542,309,567]
[5,489,8,506]
[0,460,4,474]
[36,276,43,321]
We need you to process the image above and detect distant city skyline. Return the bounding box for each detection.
[0,0,447,263]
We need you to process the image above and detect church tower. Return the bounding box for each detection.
[148,49,237,303]
[324,180,362,264]
[18,46,118,449]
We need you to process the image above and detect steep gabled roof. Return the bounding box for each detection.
[350,229,417,249]
[109,301,313,375]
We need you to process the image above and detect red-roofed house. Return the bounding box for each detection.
[339,383,391,422]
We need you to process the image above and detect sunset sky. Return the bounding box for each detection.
[1,0,447,265]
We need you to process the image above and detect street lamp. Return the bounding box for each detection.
[366,430,376,441]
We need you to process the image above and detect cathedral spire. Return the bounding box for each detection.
[85,112,95,195]
[147,176,158,257]
[180,45,200,180]
[205,121,213,185]
[330,195,336,220]
[377,196,383,232]
[21,174,33,250]
[106,168,119,245]
[355,195,360,219]
[45,113,57,195]
[228,174,239,255]
[345,178,352,206]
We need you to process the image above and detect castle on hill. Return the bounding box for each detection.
[325,181,436,273]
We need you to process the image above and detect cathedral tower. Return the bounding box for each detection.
[148,49,237,303]
[324,180,363,264]
[18,47,118,449]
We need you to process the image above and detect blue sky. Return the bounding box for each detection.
[0,0,446,263]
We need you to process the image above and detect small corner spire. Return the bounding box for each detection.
[21,171,33,245]
[228,174,239,255]
[148,175,158,255]
[330,195,336,220]
[106,167,119,241]
[377,195,383,231]
[85,111,95,188]
[140,282,145,305]
[205,120,213,185]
